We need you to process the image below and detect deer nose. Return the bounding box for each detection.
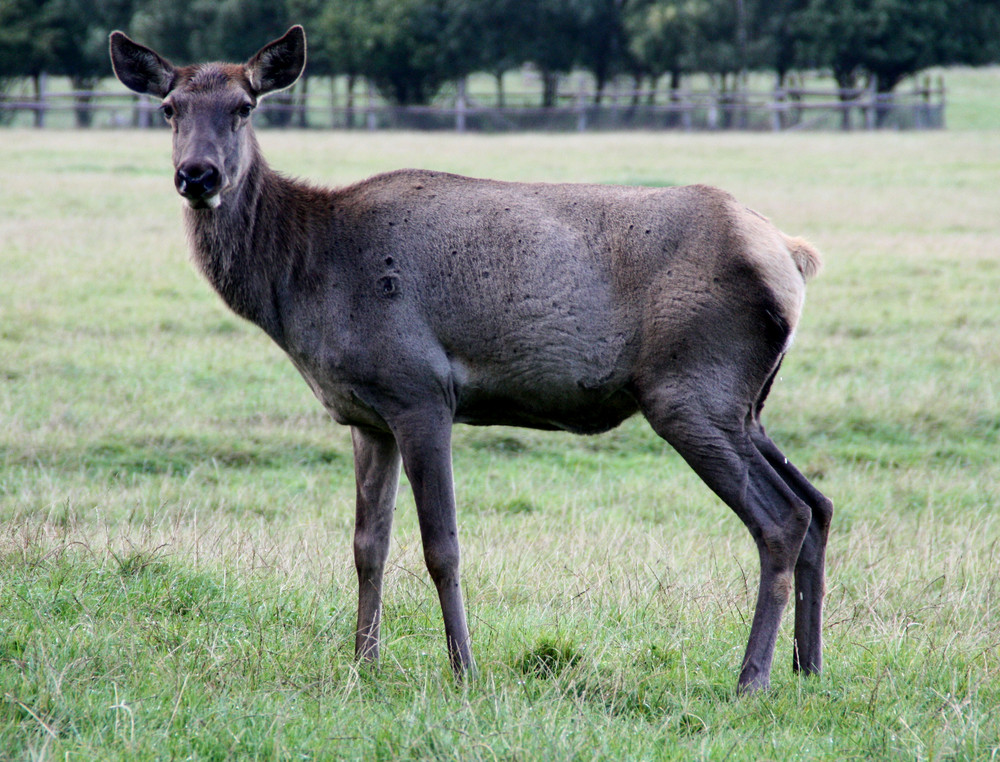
[175,162,221,205]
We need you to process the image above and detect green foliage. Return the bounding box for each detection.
[0,0,61,77]
[626,0,693,81]
[310,0,370,78]
[799,0,953,91]
[572,0,630,95]
[210,0,291,63]
[4,0,999,106]
[309,0,495,105]
[361,0,455,105]
[127,0,217,62]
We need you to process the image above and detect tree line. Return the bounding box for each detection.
[2,0,998,108]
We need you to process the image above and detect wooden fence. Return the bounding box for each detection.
[0,76,945,132]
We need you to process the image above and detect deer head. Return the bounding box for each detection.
[109,27,306,209]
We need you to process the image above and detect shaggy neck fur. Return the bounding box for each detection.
[183,132,323,347]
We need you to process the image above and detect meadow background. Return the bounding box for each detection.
[1,68,999,760]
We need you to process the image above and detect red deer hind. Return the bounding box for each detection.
[109,25,832,694]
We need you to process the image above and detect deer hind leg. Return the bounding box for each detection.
[639,388,811,693]
[351,426,402,663]
[749,427,832,675]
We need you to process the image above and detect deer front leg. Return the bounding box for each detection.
[351,426,401,664]
[393,412,475,678]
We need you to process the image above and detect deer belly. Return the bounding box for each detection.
[453,386,638,433]
[450,351,638,433]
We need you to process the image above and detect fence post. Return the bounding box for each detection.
[937,74,946,129]
[864,77,877,130]
[455,77,467,133]
[913,76,926,129]
[707,93,719,130]
[771,86,784,131]
[366,80,377,131]
[345,74,357,130]
[136,94,151,128]
[679,90,692,131]
[296,77,309,128]
[34,72,47,128]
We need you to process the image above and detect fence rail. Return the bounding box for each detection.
[0,77,945,132]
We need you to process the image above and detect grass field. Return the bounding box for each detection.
[2,121,999,760]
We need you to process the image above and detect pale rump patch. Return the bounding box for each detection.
[732,202,811,332]
[783,235,822,280]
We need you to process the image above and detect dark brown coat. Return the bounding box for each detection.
[110,26,832,694]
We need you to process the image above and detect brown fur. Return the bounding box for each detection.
[110,26,833,694]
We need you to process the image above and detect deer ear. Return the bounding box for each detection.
[109,31,176,98]
[245,26,306,97]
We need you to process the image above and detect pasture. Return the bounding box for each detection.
[2,119,999,758]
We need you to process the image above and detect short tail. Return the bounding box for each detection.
[783,235,823,281]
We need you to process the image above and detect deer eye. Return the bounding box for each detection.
[235,103,253,119]
[160,103,175,120]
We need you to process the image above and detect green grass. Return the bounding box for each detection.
[2,123,1000,759]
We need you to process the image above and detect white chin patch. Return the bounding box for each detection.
[186,194,222,210]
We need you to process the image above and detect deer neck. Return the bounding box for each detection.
[184,144,288,344]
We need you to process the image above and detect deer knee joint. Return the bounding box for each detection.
[815,495,834,534]
[423,544,460,585]
[354,531,389,576]
[772,570,794,604]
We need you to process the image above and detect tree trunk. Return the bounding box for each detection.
[72,76,98,128]
[346,74,357,129]
[834,70,858,131]
[668,70,682,128]
[541,71,560,108]
[593,73,606,106]
[874,73,903,128]
[32,73,45,128]
[296,76,309,128]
